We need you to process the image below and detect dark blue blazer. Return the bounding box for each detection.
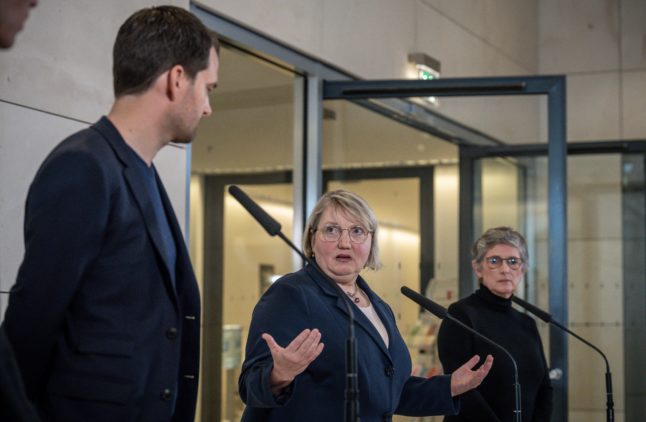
[3,117,201,422]
[239,265,458,422]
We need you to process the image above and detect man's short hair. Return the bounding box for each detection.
[113,5,220,97]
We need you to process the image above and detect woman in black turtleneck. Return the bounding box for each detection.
[437,227,552,422]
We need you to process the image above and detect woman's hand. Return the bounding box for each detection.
[450,354,494,396]
[263,328,325,394]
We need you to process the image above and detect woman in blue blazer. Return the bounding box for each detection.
[239,190,493,421]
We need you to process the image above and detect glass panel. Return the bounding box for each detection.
[422,95,547,145]
[621,154,646,422]
[477,153,633,422]
[565,155,625,422]
[222,183,293,422]
[323,99,459,422]
[323,100,458,168]
[190,45,298,422]
[193,47,297,174]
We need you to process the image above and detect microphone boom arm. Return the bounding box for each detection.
[400,286,522,422]
[511,295,614,422]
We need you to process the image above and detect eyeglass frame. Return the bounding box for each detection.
[482,255,524,270]
[313,224,373,244]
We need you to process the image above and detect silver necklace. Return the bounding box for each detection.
[345,283,360,303]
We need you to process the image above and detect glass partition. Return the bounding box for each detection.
[474,152,640,422]
[323,98,460,422]
[190,45,300,422]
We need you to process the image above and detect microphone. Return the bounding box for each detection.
[511,295,614,422]
[401,286,522,422]
[228,185,360,422]
[228,185,282,237]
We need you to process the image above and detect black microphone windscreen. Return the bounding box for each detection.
[511,295,552,323]
[400,286,448,319]
[228,185,282,236]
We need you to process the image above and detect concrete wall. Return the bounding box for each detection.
[202,0,541,144]
[539,0,646,142]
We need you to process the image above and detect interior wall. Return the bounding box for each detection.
[538,0,646,143]
[201,0,542,145]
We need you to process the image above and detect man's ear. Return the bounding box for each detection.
[166,64,185,100]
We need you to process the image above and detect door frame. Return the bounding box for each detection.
[323,75,569,420]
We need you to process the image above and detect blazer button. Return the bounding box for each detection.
[160,388,172,401]
[384,366,394,377]
[166,327,178,340]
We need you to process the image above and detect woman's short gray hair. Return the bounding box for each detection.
[471,226,529,267]
[303,190,381,270]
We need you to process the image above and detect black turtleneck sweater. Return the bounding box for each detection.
[437,285,553,422]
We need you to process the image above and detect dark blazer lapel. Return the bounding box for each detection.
[305,264,351,316]
[354,278,393,360]
[92,118,179,308]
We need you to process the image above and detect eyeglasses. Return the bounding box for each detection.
[484,256,523,270]
[315,224,372,244]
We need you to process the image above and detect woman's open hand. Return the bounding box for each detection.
[263,328,325,393]
[450,354,494,396]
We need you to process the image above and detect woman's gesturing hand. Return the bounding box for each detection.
[450,354,494,397]
[263,328,325,393]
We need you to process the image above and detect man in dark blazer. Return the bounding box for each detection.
[3,6,219,421]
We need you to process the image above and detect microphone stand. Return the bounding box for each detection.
[228,185,360,422]
[511,296,614,422]
[401,286,522,422]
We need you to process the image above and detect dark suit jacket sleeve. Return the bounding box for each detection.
[4,148,110,401]
[0,327,40,422]
[437,304,501,422]
[395,374,459,416]
[238,277,311,408]
[370,300,458,417]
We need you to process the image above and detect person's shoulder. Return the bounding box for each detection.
[512,307,540,329]
[446,294,482,324]
[42,124,111,168]
[262,269,312,296]
[27,123,120,198]
[55,121,115,158]
[447,294,477,312]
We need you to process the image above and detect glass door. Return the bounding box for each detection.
[470,149,646,422]
[190,43,301,422]
[323,75,569,420]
